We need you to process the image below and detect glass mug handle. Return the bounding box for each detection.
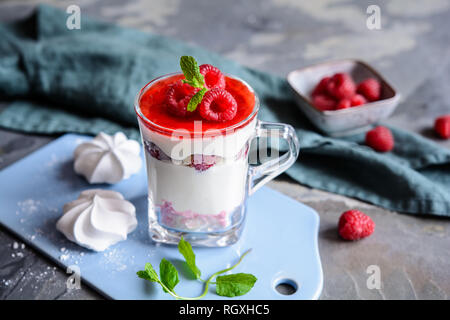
[248,120,300,195]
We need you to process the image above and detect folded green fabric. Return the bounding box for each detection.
[1,5,449,216]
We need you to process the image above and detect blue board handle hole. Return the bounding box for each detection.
[274,278,298,295]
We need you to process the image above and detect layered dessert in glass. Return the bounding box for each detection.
[135,67,258,245]
[135,57,299,246]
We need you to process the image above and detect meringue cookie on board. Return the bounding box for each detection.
[74,132,142,184]
[56,189,138,251]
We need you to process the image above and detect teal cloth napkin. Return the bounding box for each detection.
[1,5,449,216]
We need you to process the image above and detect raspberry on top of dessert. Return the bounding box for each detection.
[138,58,256,136]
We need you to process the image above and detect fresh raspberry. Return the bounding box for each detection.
[357,78,381,102]
[199,64,226,90]
[336,98,351,110]
[326,73,356,100]
[198,88,237,122]
[338,210,375,240]
[365,126,394,152]
[190,154,216,172]
[434,115,450,139]
[312,94,336,111]
[350,94,366,107]
[311,76,331,97]
[165,80,199,117]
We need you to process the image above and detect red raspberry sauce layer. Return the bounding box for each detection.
[139,74,256,134]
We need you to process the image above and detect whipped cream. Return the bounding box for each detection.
[56,189,138,251]
[74,132,142,184]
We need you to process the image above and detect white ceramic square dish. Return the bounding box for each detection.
[287,59,400,137]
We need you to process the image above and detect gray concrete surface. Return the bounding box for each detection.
[0,0,449,300]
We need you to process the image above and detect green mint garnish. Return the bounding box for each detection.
[159,258,180,293]
[137,239,256,300]
[216,273,257,297]
[187,88,208,113]
[178,236,202,279]
[179,56,208,112]
[180,56,204,88]
[137,263,159,282]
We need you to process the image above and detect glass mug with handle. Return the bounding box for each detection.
[135,72,299,247]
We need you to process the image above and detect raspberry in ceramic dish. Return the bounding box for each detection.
[310,72,381,112]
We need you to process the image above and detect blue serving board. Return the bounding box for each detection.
[0,134,322,300]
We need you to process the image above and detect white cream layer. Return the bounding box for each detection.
[147,157,248,216]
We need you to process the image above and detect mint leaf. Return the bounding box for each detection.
[180,56,204,88]
[179,56,209,113]
[178,236,201,279]
[137,263,159,282]
[187,88,208,112]
[159,258,179,293]
[216,273,257,297]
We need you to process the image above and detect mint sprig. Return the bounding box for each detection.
[137,238,256,299]
[179,56,208,112]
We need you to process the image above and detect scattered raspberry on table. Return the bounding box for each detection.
[434,115,450,139]
[338,210,375,241]
[365,126,394,152]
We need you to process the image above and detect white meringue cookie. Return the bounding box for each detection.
[56,189,138,251]
[74,132,142,184]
